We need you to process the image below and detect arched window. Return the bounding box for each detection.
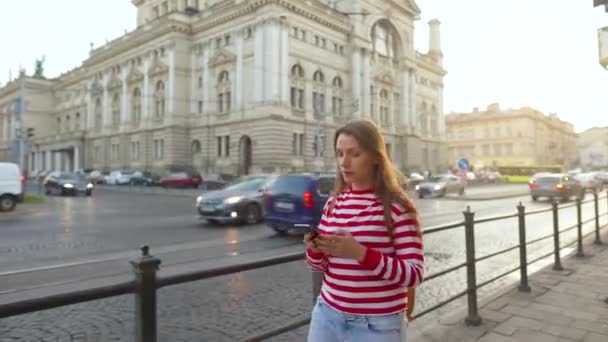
[217,71,231,113]
[112,93,121,128]
[132,88,142,126]
[290,65,305,110]
[332,76,343,117]
[155,81,165,119]
[372,21,399,58]
[312,70,326,115]
[94,98,102,131]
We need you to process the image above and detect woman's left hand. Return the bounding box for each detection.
[316,230,367,261]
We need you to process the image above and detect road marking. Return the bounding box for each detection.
[0,232,275,277]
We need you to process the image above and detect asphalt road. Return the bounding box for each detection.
[0,186,606,341]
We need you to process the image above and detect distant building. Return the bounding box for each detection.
[578,127,608,168]
[445,104,578,170]
[0,0,447,176]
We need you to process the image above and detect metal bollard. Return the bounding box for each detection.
[463,207,482,326]
[312,272,322,306]
[131,245,161,342]
[576,198,584,257]
[517,202,531,292]
[552,200,563,271]
[594,191,602,245]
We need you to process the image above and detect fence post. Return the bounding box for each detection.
[594,191,602,245]
[576,198,584,257]
[516,202,531,292]
[131,245,161,342]
[463,207,482,326]
[312,272,322,306]
[552,200,563,271]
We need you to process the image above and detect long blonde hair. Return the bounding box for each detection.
[330,119,421,233]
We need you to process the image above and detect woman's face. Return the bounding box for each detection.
[335,133,376,189]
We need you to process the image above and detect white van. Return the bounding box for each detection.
[0,162,23,212]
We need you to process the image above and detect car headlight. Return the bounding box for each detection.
[86,183,94,189]
[415,185,420,191]
[196,196,203,206]
[224,196,242,204]
[63,183,74,188]
[434,185,441,191]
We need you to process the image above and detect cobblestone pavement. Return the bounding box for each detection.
[1,190,607,341]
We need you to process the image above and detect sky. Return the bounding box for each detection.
[0,0,606,132]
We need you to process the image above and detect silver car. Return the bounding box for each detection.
[529,174,584,202]
[195,175,275,225]
[415,175,465,198]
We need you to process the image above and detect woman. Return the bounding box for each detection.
[305,119,424,341]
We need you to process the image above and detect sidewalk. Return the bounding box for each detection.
[409,233,608,342]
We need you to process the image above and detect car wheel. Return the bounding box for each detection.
[0,195,17,212]
[272,226,287,235]
[244,204,261,224]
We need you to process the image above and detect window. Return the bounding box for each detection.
[132,88,141,125]
[65,115,71,132]
[198,101,203,114]
[372,21,397,58]
[483,144,490,156]
[321,38,326,48]
[314,35,320,46]
[155,81,166,119]
[217,71,231,113]
[225,35,231,46]
[131,142,140,161]
[94,146,101,162]
[293,27,298,37]
[292,133,305,156]
[393,93,399,124]
[290,65,305,110]
[332,76,344,116]
[198,76,203,88]
[112,93,120,128]
[217,136,222,157]
[154,139,164,160]
[216,38,222,48]
[75,113,81,130]
[379,89,389,124]
[162,1,168,15]
[111,143,120,162]
[57,117,61,133]
[153,6,159,18]
[94,98,102,131]
[312,70,326,115]
[494,144,502,156]
[224,135,230,157]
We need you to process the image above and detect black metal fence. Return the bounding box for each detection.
[1,192,607,342]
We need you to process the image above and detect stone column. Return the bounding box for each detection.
[54,151,61,172]
[265,19,280,102]
[121,66,129,125]
[362,49,371,118]
[280,20,290,105]
[74,145,80,172]
[409,68,417,132]
[168,48,175,114]
[438,85,445,136]
[2,115,8,141]
[400,68,409,129]
[142,58,151,120]
[46,151,52,171]
[254,21,265,102]
[102,75,110,130]
[202,43,211,114]
[235,31,244,109]
[351,47,361,116]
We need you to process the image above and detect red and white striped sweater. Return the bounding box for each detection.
[306,188,424,315]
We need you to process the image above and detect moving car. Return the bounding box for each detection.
[529,173,584,202]
[129,171,161,186]
[44,172,94,196]
[160,172,203,188]
[196,175,274,224]
[415,174,464,198]
[264,173,335,234]
[0,162,23,212]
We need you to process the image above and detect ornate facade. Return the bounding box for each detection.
[0,0,447,176]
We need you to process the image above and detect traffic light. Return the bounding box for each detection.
[27,128,35,138]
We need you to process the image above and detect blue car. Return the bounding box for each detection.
[264,174,335,234]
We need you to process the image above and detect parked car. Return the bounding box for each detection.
[43,172,94,196]
[529,173,584,202]
[573,172,603,193]
[264,174,335,234]
[0,162,23,212]
[160,172,203,188]
[195,175,275,224]
[201,173,237,190]
[415,175,465,198]
[105,171,133,185]
[129,171,161,186]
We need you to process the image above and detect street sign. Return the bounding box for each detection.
[458,158,470,171]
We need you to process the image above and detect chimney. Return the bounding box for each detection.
[428,19,442,64]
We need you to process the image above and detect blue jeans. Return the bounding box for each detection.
[307,297,407,342]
